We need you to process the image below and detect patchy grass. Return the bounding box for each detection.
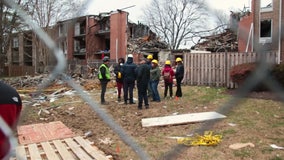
[19,82,284,160]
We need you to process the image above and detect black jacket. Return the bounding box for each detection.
[122,57,137,82]
[175,64,184,79]
[136,63,150,86]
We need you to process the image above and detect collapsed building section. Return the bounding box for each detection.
[192,29,238,52]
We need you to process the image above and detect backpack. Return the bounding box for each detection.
[163,70,171,81]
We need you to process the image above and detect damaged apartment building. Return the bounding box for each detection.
[5,10,167,76]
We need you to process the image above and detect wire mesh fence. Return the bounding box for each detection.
[1,0,284,160]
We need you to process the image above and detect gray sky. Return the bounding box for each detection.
[84,0,251,49]
[86,0,251,23]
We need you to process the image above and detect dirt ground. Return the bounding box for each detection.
[18,79,284,160]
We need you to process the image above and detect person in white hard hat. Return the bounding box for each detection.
[121,54,137,104]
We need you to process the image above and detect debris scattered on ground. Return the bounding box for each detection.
[270,144,284,150]
[177,131,222,146]
[228,123,237,127]
[99,137,113,145]
[84,131,93,138]
[229,142,255,150]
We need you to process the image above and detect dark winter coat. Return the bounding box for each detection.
[136,63,150,86]
[121,57,137,82]
[175,63,184,80]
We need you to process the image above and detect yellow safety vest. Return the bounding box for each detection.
[98,64,110,80]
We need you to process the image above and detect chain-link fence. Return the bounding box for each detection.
[1,0,284,160]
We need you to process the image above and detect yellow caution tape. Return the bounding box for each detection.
[177,131,222,146]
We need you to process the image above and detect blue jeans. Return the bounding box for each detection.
[150,80,160,101]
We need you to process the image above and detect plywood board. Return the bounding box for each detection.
[141,111,226,127]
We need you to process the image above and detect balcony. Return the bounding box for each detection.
[74,48,86,55]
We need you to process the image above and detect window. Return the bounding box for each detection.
[74,23,80,36]
[74,40,80,52]
[260,0,272,12]
[13,37,19,48]
[259,19,272,43]
[59,24,66,36]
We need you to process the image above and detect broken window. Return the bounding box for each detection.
[74,21,86,36]
[59,24,67,36]
[23,33,33,66]
[13,37,19,48]
[74,40,80,52]
[259,19,272,43]
[74,23,80,36]
[260,0,272,12]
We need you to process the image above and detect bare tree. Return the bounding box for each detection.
[21,0,81,72]
[27,0,81,27]
[0,0,81,73]
[143,0,208,50]
[212,9,230,33]
[0,0,30,70]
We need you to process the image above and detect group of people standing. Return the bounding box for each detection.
[98,54,184,110]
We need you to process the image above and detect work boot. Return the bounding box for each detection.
[101,101,109,105]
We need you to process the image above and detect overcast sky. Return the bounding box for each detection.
[82,0,251,48]
[85,0,251,23]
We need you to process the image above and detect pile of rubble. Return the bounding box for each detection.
[1,74,116,91]
[127,35,168,53]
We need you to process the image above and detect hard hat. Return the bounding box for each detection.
[147,54,153,59]
[103,56,110,62]
[152,59,158,64]
[176,57,182,62]
[127,54,133,58]
[165,60,171,65]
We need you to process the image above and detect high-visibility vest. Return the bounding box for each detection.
[98,64,111,80]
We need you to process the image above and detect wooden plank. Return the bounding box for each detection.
[28,143,41,160]
[64,138,92,160]
[74,136,109,160]
[141,111,226,127]
[16,145,27,160]
[53,139,75,160]
[41,142,60,160]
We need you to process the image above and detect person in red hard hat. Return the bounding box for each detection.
[0,81,22,159]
